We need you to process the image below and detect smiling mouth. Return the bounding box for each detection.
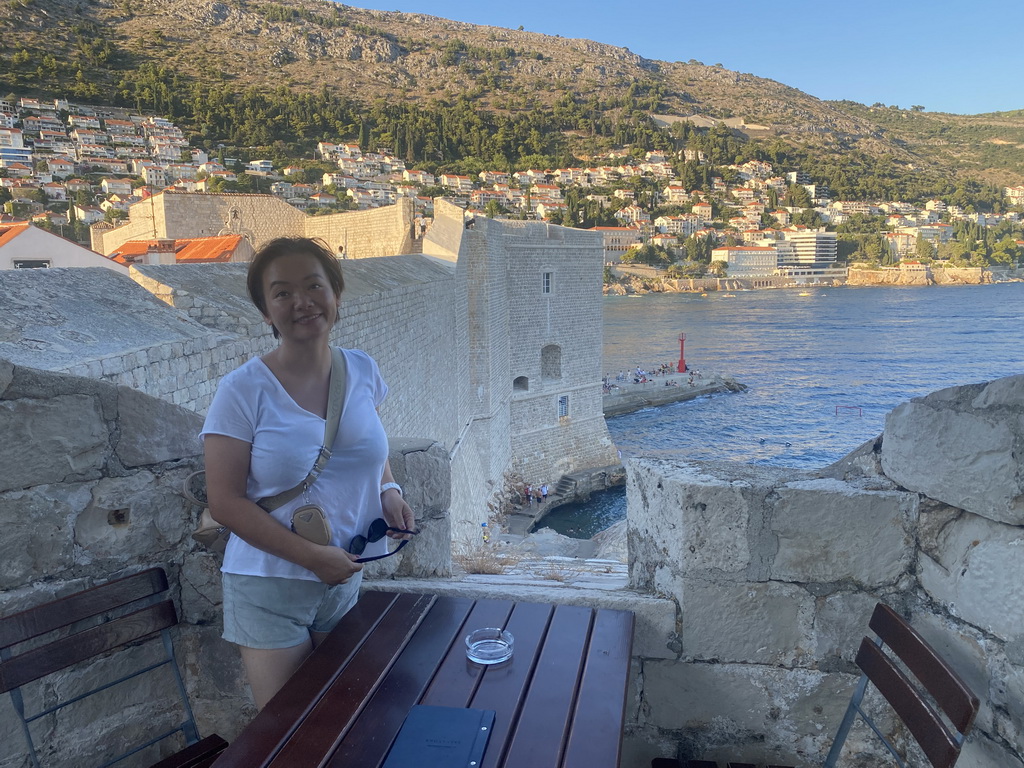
[295,313,323,323]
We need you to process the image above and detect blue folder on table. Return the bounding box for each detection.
[383,705,496,768]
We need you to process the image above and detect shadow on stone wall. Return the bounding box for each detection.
[624,374,1024,767]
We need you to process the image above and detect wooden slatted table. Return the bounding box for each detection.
[213,591,635,768]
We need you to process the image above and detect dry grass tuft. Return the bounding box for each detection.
[454,544,521,575]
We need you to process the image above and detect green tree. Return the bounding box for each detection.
[914,237,936,261]
[787,184,812,208]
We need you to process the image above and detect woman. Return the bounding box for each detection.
[201,237,414,710]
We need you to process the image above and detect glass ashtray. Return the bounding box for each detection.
[465,627,514,665]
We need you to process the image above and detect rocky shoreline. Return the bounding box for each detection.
[603,265,1024,295]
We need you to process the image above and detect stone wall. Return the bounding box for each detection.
[91,191,414,260]
[624,375,1024,768]
[0,359,450,767]
[504,221,619,482]
[6,199,618,551]
[847,265,988,286]
[304,198,416,259]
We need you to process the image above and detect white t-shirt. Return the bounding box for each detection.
[201,348,390,579]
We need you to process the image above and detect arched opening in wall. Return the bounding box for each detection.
[513,376,529,392]
[541,345,561,381]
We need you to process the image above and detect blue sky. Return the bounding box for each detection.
[347,1,1023,115]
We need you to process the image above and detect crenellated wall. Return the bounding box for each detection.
[624,375,1024,768]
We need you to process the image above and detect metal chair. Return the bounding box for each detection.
[0,567,226,768]
[823,602,979,768]
[653,603,980,768]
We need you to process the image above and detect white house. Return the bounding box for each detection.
[0,222,125,271]
[711,245,778,277]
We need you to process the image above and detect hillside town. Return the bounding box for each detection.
[1,94,1022,277]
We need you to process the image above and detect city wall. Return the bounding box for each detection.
[847,265,988,286]
[625,375,1024,768]
[91,191,414,259]
[6,199,618,543]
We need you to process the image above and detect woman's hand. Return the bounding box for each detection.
[381,488,415,539]
[307,545,363,585]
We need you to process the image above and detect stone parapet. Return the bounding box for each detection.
[626,375,1024,767]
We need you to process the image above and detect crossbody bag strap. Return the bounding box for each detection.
[258,347,348,512]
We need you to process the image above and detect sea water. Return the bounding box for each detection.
[539,283,1024,537]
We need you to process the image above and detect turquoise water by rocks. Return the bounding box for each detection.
[539,283,1024,537]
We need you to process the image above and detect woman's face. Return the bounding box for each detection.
[260,251,340,343]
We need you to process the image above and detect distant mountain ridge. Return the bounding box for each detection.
[3,0,1023,186]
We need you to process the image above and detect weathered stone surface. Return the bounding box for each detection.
[912,609,995,734]
[770,479,915,586]
[0,357,13,395]
[388,439,450,518]
[972,374,1024,409]
[956,732,1024,768]
[627,459,755,597]
[74,473,189,559]
[177,552,224,626]
[680,578,814,665]
[881,384,1024,525]
[918,511,1024,640]
[0,395,107,492]
[814,591,886,668]
[4,361,119,419]
[641,661,857,764]
[176,625,254,738]
[0,486,88,587]
[114,386,203,467]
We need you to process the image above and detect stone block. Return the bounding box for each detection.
[918,511,1024,641]
[627,459,756,598]
[770,479,915,586]
[388,438,450,518]
[680,578,814,665]
[74,472,190,560]
[956,732,1024,768]
[881,388,1024,525]
[814,591,886,668]
[0,395,107,492]
[0,485,86,588]
[115,385,203,467]
[177,552,224,626]
[640,660,855,764]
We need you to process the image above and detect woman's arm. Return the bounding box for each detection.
[204,434,362,585]
[380,459,416,537]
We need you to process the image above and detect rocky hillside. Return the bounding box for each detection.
[3,0,1024,184]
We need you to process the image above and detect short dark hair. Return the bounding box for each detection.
[247,237,345,338]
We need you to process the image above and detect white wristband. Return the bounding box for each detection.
[380,482,403,497]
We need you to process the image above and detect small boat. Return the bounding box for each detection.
[721,293,736,298]
[798,291,812,296]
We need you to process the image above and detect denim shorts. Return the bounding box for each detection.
[221,571,363,649]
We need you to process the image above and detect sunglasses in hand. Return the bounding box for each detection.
[350,517,419,562]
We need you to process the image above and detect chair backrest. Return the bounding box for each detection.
[824,603,980,768]
[0,567,202,768]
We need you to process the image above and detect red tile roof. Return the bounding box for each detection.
[109,234,245,265]
[0,222,30,248]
